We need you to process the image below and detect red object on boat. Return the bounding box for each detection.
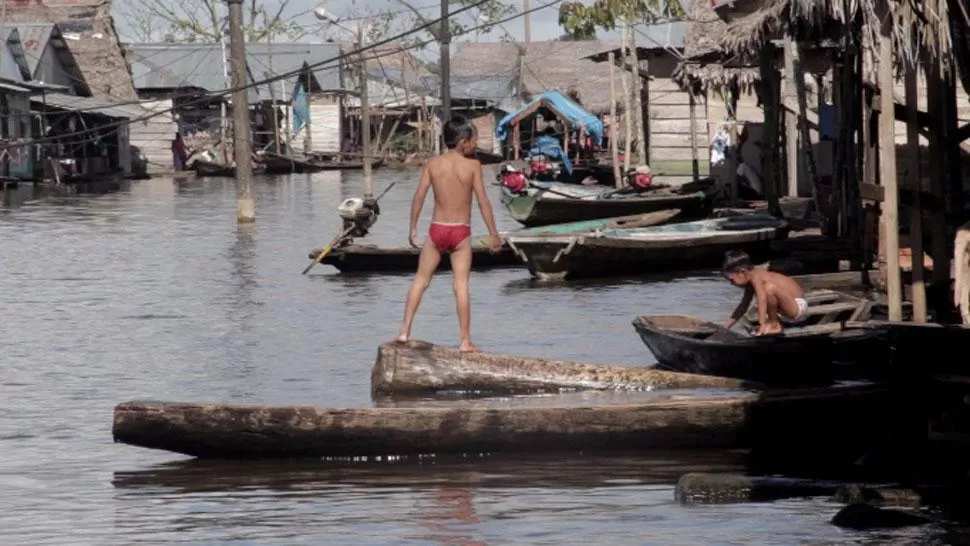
[529,160,549,176]
[631,170,653,189]
[502,171,528,193]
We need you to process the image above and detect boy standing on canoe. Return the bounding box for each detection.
[395,116,503,352]
[721,249,807,336]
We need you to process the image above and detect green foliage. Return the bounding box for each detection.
[558,0,685,36]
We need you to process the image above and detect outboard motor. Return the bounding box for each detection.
[528,155,551,176]
[500,164,529,194]
[338,197,380,238]
[626,165,654,191]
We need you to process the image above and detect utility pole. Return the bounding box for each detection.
[523,0,531,42]
[439,0,451,126]
[359,27,373,200]
[227,0,254,223]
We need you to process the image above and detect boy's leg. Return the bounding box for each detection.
[449,237,477,352]
[763,282,801,333]
[396,240,442,342]
[762,289,782,334]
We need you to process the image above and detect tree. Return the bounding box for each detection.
[380,0,517,49]
[116,0,314,43]
[558,0,685,169]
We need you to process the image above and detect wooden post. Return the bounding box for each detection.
[878,19,902,321]
[639,56,651,165]
[625,22,646,167]
[945,72,963,227]
[227,0,254,223]
[862,85,877,287]
[358,28,373,200]
[759,43,781,216]
[620,25,632,171]
[609,52,622,188]
[304,70,313,154]
[689,91,699,183]
[924,56,950,298]
[784,39,799,197]
[514,122,520,160]
[905,56,927,323]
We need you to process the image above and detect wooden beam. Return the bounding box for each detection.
[878,20,902,320]
[759,43,781,216]
[905,57,927,323]
[784,39,799,197]
[860,183,945,212]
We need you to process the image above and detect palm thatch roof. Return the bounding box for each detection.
[674,0,760,94]
[451,40,625,114]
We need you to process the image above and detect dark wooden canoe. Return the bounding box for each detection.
[311,243,519,272]
[112,384,889,458]
[632,292,887,387]
[310,210,687,273]
[193,160,237,177]
[372,340,762,396]
[502,185,714,227]
[505,214,790,281]
[259,153,330,174]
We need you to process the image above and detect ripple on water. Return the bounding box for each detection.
[0,173,948,545]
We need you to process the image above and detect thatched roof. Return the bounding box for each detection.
[674,0,760,94]
[451,40,625,114]
[5,0,137,101]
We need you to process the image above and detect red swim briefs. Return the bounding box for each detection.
[428,222,471,253]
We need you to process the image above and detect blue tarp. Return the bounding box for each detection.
[495,90,604,147]
[292,83,309,133]
[529,135,574,174]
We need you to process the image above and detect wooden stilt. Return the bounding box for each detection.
[905,56,927,323]
[609,52,622,188]
[784,39,799,197]
[925,58,950,291]
[878,19,903,321]
[689,91,700,183]
[759,43,782,216]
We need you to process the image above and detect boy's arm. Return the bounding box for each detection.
[408,165,431,247]
[471,161,500,237]
[725,286,754,328]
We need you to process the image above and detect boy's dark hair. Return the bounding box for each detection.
[443,115,476,149]
[722,249,753,273]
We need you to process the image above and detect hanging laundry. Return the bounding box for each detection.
[292,84,309,134]
[711,127,730,165]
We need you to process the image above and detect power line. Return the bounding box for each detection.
[3,0,564,152]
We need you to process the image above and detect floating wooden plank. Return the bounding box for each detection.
[372,340,761,396]
[112,385,890,458]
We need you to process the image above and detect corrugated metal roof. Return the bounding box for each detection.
[125,42,343,102]
[32,92,148,119]
[1,46,25,83]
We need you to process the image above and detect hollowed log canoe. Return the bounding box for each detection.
[372,340,762,395]
[112,384,889,459]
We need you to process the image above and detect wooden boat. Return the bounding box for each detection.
[502,179,716,227]
[112,384,889,458]
[259,152,330,174]
[193,159,237,177]
[474,148,505,164]
[632,290,887,387]
[372,340,762,396]
[312,209,687,273]
[505,214,790,281]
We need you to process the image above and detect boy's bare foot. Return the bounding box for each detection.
[395,333,409,344]
[762,321,784,335]
[459,341,480,352]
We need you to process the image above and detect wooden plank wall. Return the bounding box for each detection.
[129,99,177,173]
[646,56,711,183]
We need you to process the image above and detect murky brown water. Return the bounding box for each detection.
[0,168,949,544]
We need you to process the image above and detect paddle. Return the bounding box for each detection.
[301,182,397,275]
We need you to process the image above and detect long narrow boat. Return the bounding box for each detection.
[112,384,889,458]
[502,180,715,227]
[372,339,762,396]
[631,291,887,387]
[505,214,790,281]
[259,153,329,174]
[311,209,687,273]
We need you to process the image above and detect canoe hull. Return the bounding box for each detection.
[313,245,519,272]
[632,316,887,387]
[503,190,713,227]
[112,385,889,458]
[506,217,788,280]
[309,211,687,273]
[193,160,236,177]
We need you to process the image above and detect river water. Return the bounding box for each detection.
[0,168,949,544]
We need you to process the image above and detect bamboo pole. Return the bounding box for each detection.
[689,92,699,183]
[784,39,799,197]
[626,22,646,166]
[905,55,926,323]
[620,25,632,171]
[609,52,622,188]
[878,20,902,321]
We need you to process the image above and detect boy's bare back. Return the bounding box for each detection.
[425,153,482,225]
[749,269,805,298]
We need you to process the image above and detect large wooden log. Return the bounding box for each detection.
[112,385,890,459]
[371,340,761,395]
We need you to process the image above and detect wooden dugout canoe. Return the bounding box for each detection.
[371,340,762,395]
[112,385,890,459]
[311,210,685,273]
